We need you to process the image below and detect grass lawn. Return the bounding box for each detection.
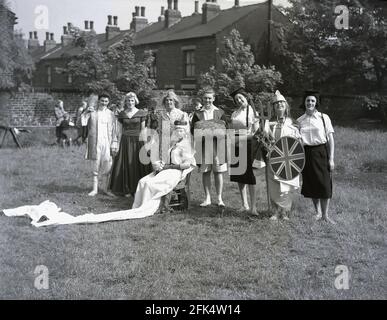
[0,126,386,299]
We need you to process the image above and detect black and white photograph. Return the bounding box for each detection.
[0,0,386,304]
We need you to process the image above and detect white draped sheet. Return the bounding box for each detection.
[2,167,193,227]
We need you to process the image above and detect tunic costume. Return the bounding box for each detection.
[82,107,118,177]
[264,118,301,211]
[297,111,334,199]
[191,106,228,173]
[229,105,260,185]
[109,109,152,195]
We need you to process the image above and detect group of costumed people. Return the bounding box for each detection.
[2,88,335,227]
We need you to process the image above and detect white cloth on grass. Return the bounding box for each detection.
[2,167,193,227]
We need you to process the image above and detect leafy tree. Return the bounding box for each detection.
[66,29,119,102]
[107,33,156,108]
[273,0,387,120]
[199,29,282,118]
[67,30,156,107]
[0,0,34,90]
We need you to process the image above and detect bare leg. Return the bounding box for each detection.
[248,184,258,215]
[200,171,212,206]
[312,198,322,220]
[214,172,224,206]
[321,198,335,224]
[237,183,249,212]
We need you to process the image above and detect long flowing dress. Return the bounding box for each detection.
[109,109,152,195]
[2,139,196,227]
[264,118,301,211]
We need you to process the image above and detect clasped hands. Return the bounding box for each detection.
[152,161,181,173]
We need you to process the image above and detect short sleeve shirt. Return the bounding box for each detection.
[203,105,219,121]
[297,112,334,146]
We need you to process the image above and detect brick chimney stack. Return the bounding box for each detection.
[158,6,165,22]
[130,6,148,32]
[202,0,221,24]
[192,1,200,15]
[106,14,120,40]
[28,31,40,51]
[234,0,240,7]
[61,23,74,46]
[44,32,56,52]
[165,0,181,28]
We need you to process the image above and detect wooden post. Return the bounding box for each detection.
[0,126,22,149]
[265,165,271,212]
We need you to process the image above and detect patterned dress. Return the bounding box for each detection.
[109,109,152,195]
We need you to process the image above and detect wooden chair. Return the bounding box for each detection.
[168,172,191,211]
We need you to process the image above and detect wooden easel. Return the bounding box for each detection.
[0,125,22,149]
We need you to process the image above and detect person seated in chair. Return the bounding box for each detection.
[134,120,196,214]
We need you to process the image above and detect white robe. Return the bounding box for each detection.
[2,140,195,227]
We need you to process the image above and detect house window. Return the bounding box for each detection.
[47,66,52,84]
[67,73,72,84]
[149,53,157,79]
[184,50,195,78]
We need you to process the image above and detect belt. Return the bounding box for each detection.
[123,129,140,137]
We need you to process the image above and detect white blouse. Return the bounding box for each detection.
[297,111,334,146]
[230,105,259,134]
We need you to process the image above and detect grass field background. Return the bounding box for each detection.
[0,126,386,299]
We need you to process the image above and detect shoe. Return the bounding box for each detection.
[101,190,116,197]
[282,210,290,220]
[270,214,279,221]
[88,190,98,197]
[200,200,211,207]
[250,209,259,216]
[323,216,336,224]
[237,206,249,213]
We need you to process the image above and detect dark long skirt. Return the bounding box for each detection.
[230,137,256,185]
[301,144,332,199]
[109,134,152,195]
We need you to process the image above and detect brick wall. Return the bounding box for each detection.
[0,91,84,127]
[0,90,195,127]
[134,37,217,91]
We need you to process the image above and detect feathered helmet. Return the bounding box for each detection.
[272,90,287,104]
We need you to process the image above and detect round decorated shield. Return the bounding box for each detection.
[268,136,305,180]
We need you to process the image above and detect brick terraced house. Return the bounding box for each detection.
[29,0,286,92]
